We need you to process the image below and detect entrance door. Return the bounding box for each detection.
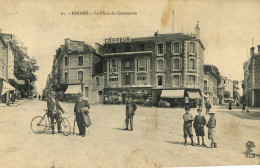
[98,91,103,104]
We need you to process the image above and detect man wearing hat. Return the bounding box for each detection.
[183,106,196,146]
[206,111,217,148]
[123,97,137,131]
[74,92,90,137]
[47,92,64,134]
[193,106,207,146]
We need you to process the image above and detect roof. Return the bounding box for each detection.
[105,33,205,50]
[255,51,260,56]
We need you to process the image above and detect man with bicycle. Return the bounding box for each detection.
[47,92,64,134]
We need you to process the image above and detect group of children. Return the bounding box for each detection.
[183,105,217,148]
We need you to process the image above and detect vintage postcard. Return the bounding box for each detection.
[0,0,260,167]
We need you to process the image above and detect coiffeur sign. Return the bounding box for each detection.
[104,37,131,44]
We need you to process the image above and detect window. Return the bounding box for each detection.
[157,59,164,71]
[172,42,181,54]
[64,57,68,66]
[189,58,196,70]
[85,87,88,97]
[110,59,118,72]
[189,42,196,53]
[137,58,147,71]
[64,72,68,82]
[78,56,83,66]
[96,77,100,86]
[78,71,83,81]
[172,58,181,70]
[155,43,165,55]
[124,59,130,68]
[125,74,130,84]
[204,80,208,90]
[157,75,163,86]
[140,44,144,51]
[188,75,196,85]
[173,75,180,86]
[112,46,117,53]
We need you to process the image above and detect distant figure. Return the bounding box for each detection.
[205,100,211,115]
[242,102,246,112]
[228,102,232,110]
[123,97,137,131]
[206,111,217,148]
[183,106,195,146]
[38,94,41,100]
[193,107,206,146]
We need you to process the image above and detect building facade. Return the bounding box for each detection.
[203,65,218,106]
[217,76,233,104]
[50,38,104,103]
[243,45,260,107]
[102,23,205,107]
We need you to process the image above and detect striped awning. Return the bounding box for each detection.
[1,81,15,96]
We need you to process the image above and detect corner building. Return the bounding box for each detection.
[102,23,205,107]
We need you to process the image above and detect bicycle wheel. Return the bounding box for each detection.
[61,118,71,136]
[31,116,47,134]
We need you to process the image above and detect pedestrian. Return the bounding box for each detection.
[74,92,91,137]
[242,102,246,112]
[205,100,211,115]
[47,92,64,134]
[193,107,206,146]
[183,106,196,146]
[228,101,232,110]
[123,97,137,131]
[38,94,41,100]
[206,111,217,148]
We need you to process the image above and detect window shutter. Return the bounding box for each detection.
[76,71,78,81]
[163,43,166,54]
[195,42,197,54]
[180,42,182,53]
[163,59,166,70]
[195,58,197,70]
[155,43,158,54]
[179,58,182,70]
[188,58,190,70]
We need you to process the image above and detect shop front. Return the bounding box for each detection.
[104,87,152,105]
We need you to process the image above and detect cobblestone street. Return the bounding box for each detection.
[0,99,259,168]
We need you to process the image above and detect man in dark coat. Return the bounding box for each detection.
[123,97,137,131]
[47,92,64,134]
[74,92,90,137]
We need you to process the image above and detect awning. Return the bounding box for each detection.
[64,85,82,94]
[1,81,15,96]
[161,90,184,98]
[187,91,201,99]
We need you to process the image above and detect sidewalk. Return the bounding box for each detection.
[0,99,30,108]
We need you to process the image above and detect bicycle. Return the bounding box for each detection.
[31,109,71,136]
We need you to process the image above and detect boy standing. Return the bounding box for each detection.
[206,111,217,148]
[183,106,195,146]
[193,107,206,146]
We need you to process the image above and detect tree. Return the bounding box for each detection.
[224,91,231,99]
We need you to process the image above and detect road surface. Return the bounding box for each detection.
[0,99,259,168]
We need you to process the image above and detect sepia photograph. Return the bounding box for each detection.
[0,0,260,167]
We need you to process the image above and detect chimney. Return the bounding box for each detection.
[154,30,158,37]
[172,10,174,34]
[250,47,255,57]
[195,21,200,39]
[258,45,260,52]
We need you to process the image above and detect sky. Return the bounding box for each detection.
[1,0,260,94]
